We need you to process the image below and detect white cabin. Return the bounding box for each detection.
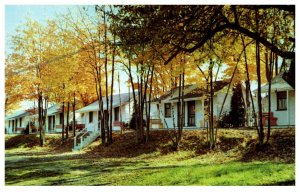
[153,81,238,129]
[5,109,38,134]
[260,72,295,127]
[76,92,135,132]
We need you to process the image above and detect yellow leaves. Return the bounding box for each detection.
[29,57,36,63]
[133,83,140,90]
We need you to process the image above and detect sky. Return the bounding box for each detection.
[4,5,132,110]
[5,5,78,54]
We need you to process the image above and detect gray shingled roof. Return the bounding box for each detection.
[76,92,134,113]
[258,72,294,93]
[153,81,229,102]
[171,81,229,100]
[6,110,29,120]
[152,84,196,102]
[47,104,61,115]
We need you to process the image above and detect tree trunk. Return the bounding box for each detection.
[256,44,264,146]
[146,63,155,142]
[99,75,105,144]
[62,102,65,143]
[275,53,278,75]
[94,9,105,145]
[118,72,123,134]
[38,94,45,146]
[38,94,42,146]
[142,63,151,143]
[109,34,116,145]
[135,72,141,143]
[176,73,182,149]
[241,34,259,135]
[72,91,76,137]
[138,72,144,143]
[66,101,70,139]
[104,10,109,145]
[266,50,274,144]
[41,98,48,146]
[179,65,185,147]
[256,10,264,147]
[95,70,105,144]
[209,60,215,149]
[127,56,139,143]
[215,58,238,140]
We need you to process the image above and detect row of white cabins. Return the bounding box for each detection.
[5,72,295,136]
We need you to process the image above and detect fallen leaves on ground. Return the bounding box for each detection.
[5,128,295,163]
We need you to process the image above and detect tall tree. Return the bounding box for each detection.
[255,9,264,147]
[114,5,294,147]
[8,18,59,146]
[229,83,245,127]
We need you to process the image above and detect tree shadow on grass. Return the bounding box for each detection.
[264,180,295,186]
[5,135,40,149]
[240,131,295,163]
[5,153,149,186]
[5,168,64,185]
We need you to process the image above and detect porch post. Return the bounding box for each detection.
[183,101,186,127]
[287,90,290,127]
[46,116,48,133]
[202,98,205,128]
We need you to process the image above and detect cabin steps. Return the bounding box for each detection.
[72,130,100,151]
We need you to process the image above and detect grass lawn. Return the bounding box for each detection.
[5,129,295,186]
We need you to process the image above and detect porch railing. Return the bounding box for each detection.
[73,120,101,150]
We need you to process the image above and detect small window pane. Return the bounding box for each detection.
[277,91,287,110]
[165,103,171,118]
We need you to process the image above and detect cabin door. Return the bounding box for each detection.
[187,101,196,126]
[48,116,52,132]
[12,120,15,132]
[48,116,55,132]
[104,110,109,126]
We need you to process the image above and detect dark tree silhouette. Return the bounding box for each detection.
[229,83,245,127]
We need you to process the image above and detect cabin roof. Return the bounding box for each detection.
[259,72,295,92]
[76,92,133,113]
[153,81,230,102]
[47,104,62,115]
[6,109,34,120]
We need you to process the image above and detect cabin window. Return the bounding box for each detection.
[164,103,171,118]
[20,117,22,127]
[114,107,120,121]
[89,111,93,123]
[277,91,287,111]
[59,113,64,124]
[16,119,18,128]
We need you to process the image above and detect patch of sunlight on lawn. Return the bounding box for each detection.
[124,161,295,186]
[69,170,90,175]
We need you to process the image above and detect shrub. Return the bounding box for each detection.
[129,112,146,130]
[218,112,232,128]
